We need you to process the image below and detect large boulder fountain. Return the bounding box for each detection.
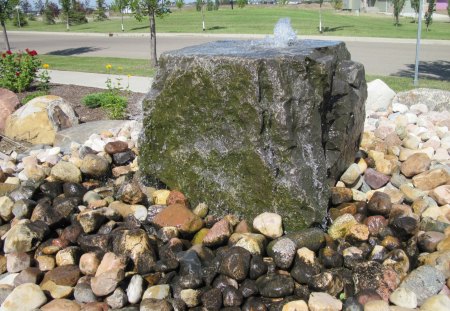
[140,22,367,230]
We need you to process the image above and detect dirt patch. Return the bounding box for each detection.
[1,83,146,155]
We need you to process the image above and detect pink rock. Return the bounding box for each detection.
[0,88,19,131]
[430,185,450,206]
[95,252,127,277]
[364,168,390,189]
[202,219,232,247]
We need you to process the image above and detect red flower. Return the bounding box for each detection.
[1,53,5,58]
[27,50,37,56]
[15,72,20,77]
[6,50,12,55]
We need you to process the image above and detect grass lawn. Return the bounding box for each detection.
[39,55,450,92]
[9,6,450,40]
[39,55,156,77]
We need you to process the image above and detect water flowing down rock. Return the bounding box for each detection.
[140,40,367,230]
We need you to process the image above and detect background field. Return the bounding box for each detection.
[8,6,450,40]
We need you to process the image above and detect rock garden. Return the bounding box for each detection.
[0,77,448,311]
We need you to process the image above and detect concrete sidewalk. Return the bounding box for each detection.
[46,70,153,93]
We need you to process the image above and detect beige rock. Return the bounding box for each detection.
[253,212,283,239]
[180,289,201,308]
[36,255,56,271]
[79,253,100,276]
[328,214,357,240]
[152,190,171,205]
[56,246,80,266]
[40,280,73,299]
[142,284,171,300]
[308,292,342,311]
[0,283,47,310]
[363,299,389,311]
[50,161,82,183]
[420,294,450,311]
[401,153,431,178]
[4,95,78,145]
[95,252,127,277]
[40,299,81,311]
[399,147,434,162]
[229,233,267,255]
[413,168,450,191]
[282,300,309,311]
[430,185,450,205]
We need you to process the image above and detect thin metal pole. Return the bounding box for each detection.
[414,0,424,87]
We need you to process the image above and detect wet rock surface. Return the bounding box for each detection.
[0,86,448,310]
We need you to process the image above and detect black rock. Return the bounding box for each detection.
[242,297,267,311]
[223,285,244,307]
[343,297,363,311]
[53,197,81,217]
[30,199,65,227]
[284,228,326,252]
[367,192,392,216]
[219,247,251,282]
[113,150,136,166]
[201,288,222,310]
[239,279,259,298]
[155,258,179,272]
[389,216,418,238]
[178,250,203,289]
[77,234,111,253]
[39,182,63,199]
[293,283,310,301]
[256,274,294,298]
[63,182,87,198]
[291,250,322,284]
[212,274,238,292]
[249,254,268,280]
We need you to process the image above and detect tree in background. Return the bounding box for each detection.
[69,0,88,25]
[393,0,405,26]
[425,0,435,31]
[21,0,31,12]
[448,0,449,18]
[44,0,59,24]
[331,0,343,9]
[111,0,130,31]
[13,5,27,26]
[35,0,44,13]
[214,0,219,10]
[237,0,246,8]
[130,0,171,67]
[195,0,201,11]
[175,0,183,9]
[94,0,107,20]
[59,0,71,29]
[0,0,19,50]
[206,0,213,10]
[318,0,323,33]
[411,0,419,23]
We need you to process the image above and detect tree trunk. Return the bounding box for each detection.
[1,20,10,51]
[149,10,157,67]
[121,11,124,32]
[201,5,205,31]
[319,5,322,33]
[66,15,70,31]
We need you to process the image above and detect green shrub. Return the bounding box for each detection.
[0,49,41,92]
[332,0,343,9]
[82,91,128,119]
[13,11,28,27]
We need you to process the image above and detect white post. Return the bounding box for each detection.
[414,0,424,87]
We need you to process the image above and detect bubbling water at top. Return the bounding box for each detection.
[262,18,298,48]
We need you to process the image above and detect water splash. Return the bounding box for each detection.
[257,18,298,48]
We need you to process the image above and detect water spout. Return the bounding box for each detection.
[259,18,298,48]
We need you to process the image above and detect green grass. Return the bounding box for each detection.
[366,75,450,92]
[39,55,155,77]
[8,6,450,40]
[39,54,450,92]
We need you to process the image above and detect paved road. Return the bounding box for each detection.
[6,32,450,79]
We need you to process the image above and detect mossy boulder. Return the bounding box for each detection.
[140,40,367,231]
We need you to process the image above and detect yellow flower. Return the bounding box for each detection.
[127,74,132,78]
[118,66,123,71]
[43,63,49,69]
[105,64,112,70]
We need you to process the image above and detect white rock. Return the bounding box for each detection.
[436,126,449,139]
[392,103,409,113]
[0,273,19,286]
[127,274,144,304]
[340,163,362,185]
[410,103,428,114]
[366,79,396,112]
[433,148,450,162]
[0,283,47,311]
[389,287,418,309]
[253,212,283,239]
[364,299,389,311]
[308,292,342,311]
[420,294,450,311]
[405,112,418,124]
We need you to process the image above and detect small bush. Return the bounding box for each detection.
[82,91,128,119]
[13,12,28,27]
[0,49,41,93]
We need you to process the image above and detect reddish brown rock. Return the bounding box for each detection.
[353,261,399,301]
[202,219,233,247]
[104,141,129,155]
[364,215,388,236]
[166,190,189,207]
[0,88,19,131]
[41,265,81,287]
[152,203,203,234]
[401,153,431,178]
[80,302,109,311]
[330,187,353,205]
